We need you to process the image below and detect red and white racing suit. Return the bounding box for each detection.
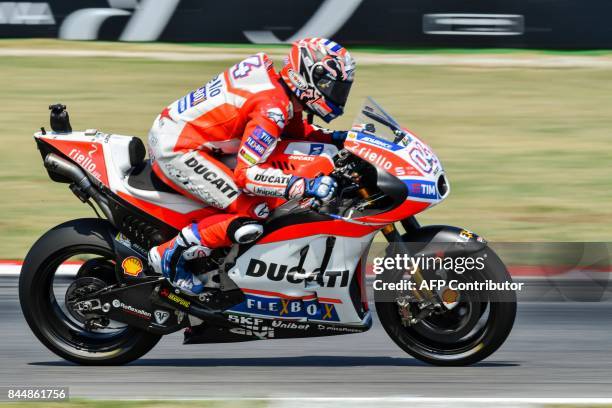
[148,53,335,249]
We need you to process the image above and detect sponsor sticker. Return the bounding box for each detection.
[252,126,275,146]
[112,299,151,320]
[308,144,324,156]
[249,185,283,197]
[121,256,143,277]
[458,229,476,242]
[160,288,191,308]
[288,155,314,161]
[288,69,308,90]
[239,148,258,165]
[253,173,291,185]
[403,179,439,201]
[227,315,275,339]
[245,258,350,288]
[189,86,207,107]
[228,293,340,322]
[68,145,104,181]
[177,76,223,114]
[178,97,188,113]
[114,233,147,255]
[154,310,171,325]
[266,108,285,129]
[245,137,267,157]
[183,157,239,199]
[355,133,403,151]
[253,202,270,219]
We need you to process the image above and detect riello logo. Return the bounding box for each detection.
[69,147,102,180]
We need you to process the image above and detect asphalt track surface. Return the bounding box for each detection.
[2,276,612,400]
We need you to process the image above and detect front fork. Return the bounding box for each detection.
[380,220,437,303]
[356,188,436,305]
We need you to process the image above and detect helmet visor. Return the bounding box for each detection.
[315,77,353,108]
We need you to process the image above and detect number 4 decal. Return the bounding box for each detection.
[409,141,438,174]
[232,55,262,79]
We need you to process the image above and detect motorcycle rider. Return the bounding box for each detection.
[147,38,356,295]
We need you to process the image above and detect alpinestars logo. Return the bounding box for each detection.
[266,108,285,129]
[253,202,270,219]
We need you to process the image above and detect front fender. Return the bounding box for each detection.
[393,224,488,258]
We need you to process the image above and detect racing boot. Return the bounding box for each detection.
[148,224,211,295]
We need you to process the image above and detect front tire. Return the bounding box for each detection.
[376,246,516,366]
[19,218,161,365]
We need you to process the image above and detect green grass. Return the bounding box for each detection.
[4,39,612,56]
[1,45,611,258]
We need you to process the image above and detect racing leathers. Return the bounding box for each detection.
[147,53,343,293]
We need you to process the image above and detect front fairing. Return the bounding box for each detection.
[341,98,450,223]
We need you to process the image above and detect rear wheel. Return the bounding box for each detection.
[19,218,161,365]
[376,246,516,366]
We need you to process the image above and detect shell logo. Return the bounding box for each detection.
[442,288,459,305]
[121,256,143,277]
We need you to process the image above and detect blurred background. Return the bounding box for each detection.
[1,0,611,259]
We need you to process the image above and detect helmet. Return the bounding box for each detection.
[280,38,356,123]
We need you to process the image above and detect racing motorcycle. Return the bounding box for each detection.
[19,98,516,366]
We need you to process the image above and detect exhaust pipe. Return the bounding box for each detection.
[44,153,115,224]
[44,153,90,187]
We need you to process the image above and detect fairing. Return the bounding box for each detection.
[33,97,451,334]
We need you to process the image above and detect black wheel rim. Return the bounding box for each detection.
[33,245,146,359]
[395,267,498,360]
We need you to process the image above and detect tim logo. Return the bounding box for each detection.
[309,144,324,156]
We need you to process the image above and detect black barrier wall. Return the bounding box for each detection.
[1,0,610,48]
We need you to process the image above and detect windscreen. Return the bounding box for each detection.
[352,97,403,143]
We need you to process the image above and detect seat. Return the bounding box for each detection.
[127,160,180,195]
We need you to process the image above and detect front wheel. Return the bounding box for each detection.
[376,246,516,366]
[19,218,161,365]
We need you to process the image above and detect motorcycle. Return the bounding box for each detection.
[19,98,516,366]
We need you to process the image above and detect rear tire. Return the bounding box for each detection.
[19,218,161,365]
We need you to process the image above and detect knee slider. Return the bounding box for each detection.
[228,218,263,244]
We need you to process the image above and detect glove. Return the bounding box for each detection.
[286,175,338,204]
[331,130,348,144]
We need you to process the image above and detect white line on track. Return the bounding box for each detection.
[1,261,610,279]
[2,48,612,68]
[0,263,78,277]
[116,396,612,405]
